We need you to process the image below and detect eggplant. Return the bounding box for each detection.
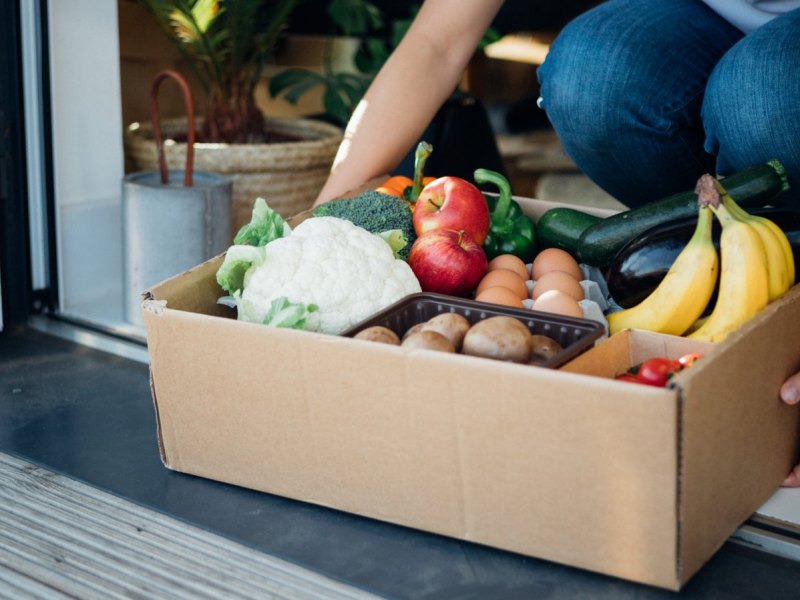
[605,208,800,309]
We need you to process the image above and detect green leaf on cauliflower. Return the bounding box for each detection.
[216,244,266,295]
[233,197,291,247]
[261,296,319,330]
[217,198,290,296]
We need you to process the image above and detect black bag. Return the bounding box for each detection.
[396,90,507,183]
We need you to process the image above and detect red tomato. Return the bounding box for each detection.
[678,353,703,367]
[636,357,682,387]
[615,373,641,383]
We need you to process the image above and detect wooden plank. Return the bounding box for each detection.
[0,452,376,599]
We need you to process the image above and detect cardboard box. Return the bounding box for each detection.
[142,197,800,590]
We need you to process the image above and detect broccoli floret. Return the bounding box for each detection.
[312,190,416,260]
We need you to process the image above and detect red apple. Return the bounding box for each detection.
[413,176,490,245]
[408,228,488,296]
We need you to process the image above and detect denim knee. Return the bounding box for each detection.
[536,8,628,148]
[537,0,741,206]
[702,10,800,198]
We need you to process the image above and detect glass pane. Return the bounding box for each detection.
[46,0,136,336]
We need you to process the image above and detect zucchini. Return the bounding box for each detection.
[536,207,600,255]
[576,160,790,269]
[606,207,800,308]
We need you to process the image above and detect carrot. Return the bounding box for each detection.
[377,175,413,197]
[376,142,436,204]
[376,176,435,197]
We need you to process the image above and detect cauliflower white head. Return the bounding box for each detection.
[231,216,420,334]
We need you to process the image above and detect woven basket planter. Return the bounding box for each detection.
[124,116,343,235]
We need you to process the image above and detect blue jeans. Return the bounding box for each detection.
[537,0,800,208]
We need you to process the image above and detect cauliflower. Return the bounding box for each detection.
[218,213,421,335]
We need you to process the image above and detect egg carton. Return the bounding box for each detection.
[522,263,610,336]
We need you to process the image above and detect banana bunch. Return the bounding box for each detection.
[608,173,794,342]
[689,175,793,342]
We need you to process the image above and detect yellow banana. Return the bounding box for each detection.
[607,204,718,336]
[716,179,794,299]
[689,175,769,343]
[684,315,709,336]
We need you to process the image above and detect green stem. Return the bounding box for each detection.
[474,168,511,222]
[409,141,433,202]
[766,158,791,194]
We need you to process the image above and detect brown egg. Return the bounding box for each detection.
[532,270,585,302]
[475,286,526,309]
[488,254,529,281]
[532,289,584,318]
[530,248,583,281]
[475,268,529,300]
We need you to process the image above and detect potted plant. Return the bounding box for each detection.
[124,0,344,230]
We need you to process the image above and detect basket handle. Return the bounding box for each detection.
[150,70,195,187]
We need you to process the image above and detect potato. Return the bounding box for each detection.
[421,313,471,351]
[401,322,425,341]
[401,330,456,353]
[462,316,532,363]
[354,325,401,345]
[529,334,564,365]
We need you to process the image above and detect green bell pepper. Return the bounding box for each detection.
[474,168,537,263]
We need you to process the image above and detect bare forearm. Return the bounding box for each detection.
[315,44,461,202]
[314,0,505,205]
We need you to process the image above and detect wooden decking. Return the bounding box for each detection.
[0,452,377,599]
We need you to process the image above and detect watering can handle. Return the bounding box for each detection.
[150,70,195,187]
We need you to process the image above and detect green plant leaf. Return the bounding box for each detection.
[268,68,325,104]
[268,68,314,90]
[190,0,220,33]
[323,86,352,126]
[353,37,389,74]
[283,78,326,106]
[332,72,368,106]
[328,0,383,35]
[390,11,416,47]
[477,26,502,50]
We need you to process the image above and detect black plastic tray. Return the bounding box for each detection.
[342,292,605,369]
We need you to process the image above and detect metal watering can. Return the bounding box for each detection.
[122,70,232,326]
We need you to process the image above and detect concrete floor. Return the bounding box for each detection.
[2,324,800,598]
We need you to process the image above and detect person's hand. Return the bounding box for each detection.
[312,0,505,206]
[780,371,800,486]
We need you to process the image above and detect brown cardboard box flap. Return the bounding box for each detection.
[676,284,800,583]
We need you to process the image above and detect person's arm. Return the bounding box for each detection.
[313,0,506,205]
[780,371,800,486]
